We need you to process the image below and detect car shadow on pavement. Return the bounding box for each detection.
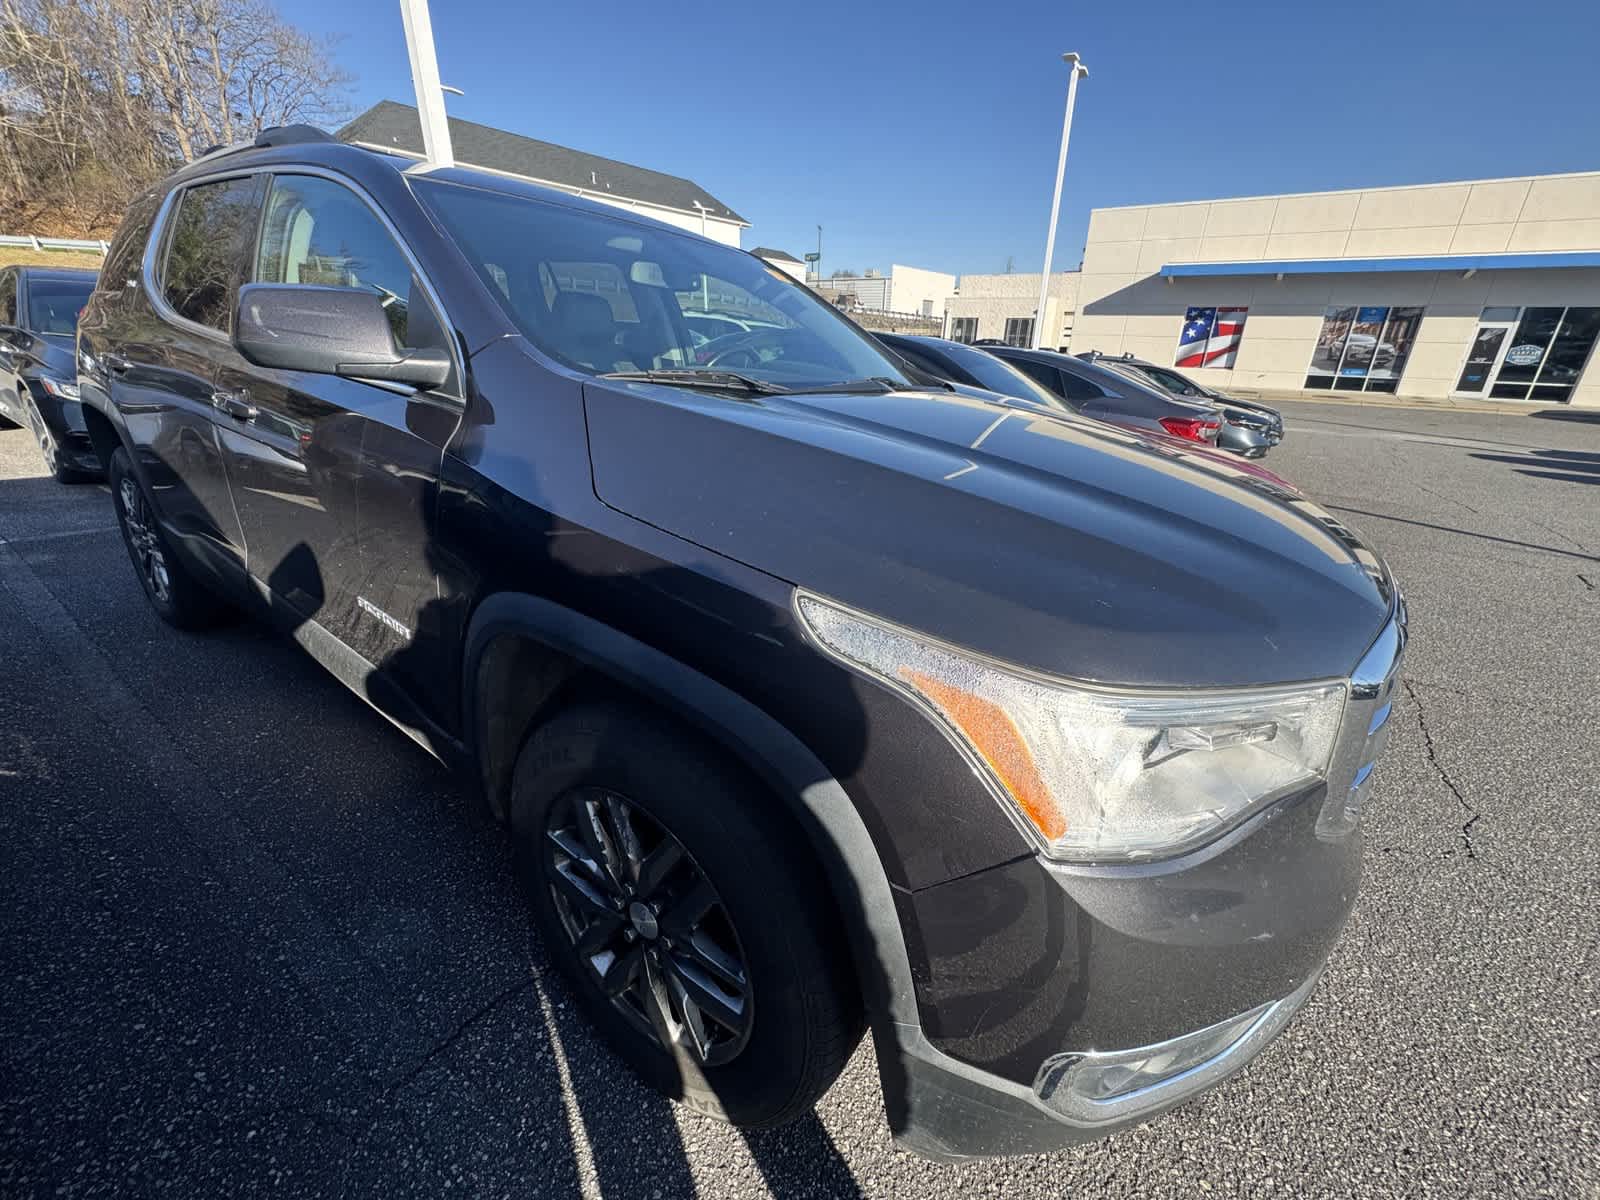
[1467,447,1600,486]
[1529,408,1600,425]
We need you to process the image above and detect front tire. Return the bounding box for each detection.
[509,701,863,1128]
[109,446,228,629]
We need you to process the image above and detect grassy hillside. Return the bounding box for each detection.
[0,246,105,271]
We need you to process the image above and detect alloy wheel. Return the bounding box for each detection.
[118,477,171,604]
[544,787,753,1066]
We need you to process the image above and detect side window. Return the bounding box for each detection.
[1011,356,1063,394]
[253,174,446,357]
[103,191,163,292]
[1056,368,1108,403]
[0,270,17,326]
[162,176,261,332]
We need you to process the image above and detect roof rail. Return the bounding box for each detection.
[186,125,335,168]
[254,124,333,149]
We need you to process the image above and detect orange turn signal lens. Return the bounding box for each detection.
[900,668,1068,841]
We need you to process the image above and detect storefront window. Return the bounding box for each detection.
[1003,317,1033,347]
[1305,305,1423,392]
[1174,306,1248,368]
[949,316,978,344]
[1458,306,1600,403]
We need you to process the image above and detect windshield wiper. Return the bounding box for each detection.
[599,369,789,395]
[781,376,901,396]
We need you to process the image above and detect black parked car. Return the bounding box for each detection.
[0,265,100,481]
[1079,351,1285,458]
[982,342,1227,447]
[77,128,1405,1160]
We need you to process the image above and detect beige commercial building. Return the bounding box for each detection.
[945,271,1080,348]
[1069,170,1600,408]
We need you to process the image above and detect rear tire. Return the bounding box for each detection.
[108,446,229,629]
[509,700,864,1128]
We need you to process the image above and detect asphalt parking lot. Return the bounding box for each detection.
[2,399,1597,1199]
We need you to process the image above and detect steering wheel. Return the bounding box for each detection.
[705,329,784,370]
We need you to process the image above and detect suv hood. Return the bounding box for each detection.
[583,381,1392,688]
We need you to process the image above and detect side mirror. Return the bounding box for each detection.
[234,284,451,390]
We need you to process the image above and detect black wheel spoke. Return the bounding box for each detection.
[603,795,645,881]
[634,839,684,899]
[675,929,747,991]
[548,859,620,924]
[640,955,681,1049]
[573,795,625,892]
[661,954,745,1034]
[661,961,713,1060]
[599,942,644,997]
[658,878,716,940]
[573,911,624,957]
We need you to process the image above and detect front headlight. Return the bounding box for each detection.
[38,375,80,400]
[797,593,1347,862]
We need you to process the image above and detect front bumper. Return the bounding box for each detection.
[880,606,1404,1160]
[890,969,1321,1160]
[1217,418,1283,457]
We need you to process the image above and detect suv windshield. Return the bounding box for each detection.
[28,278,95,338]
[417,180,912,392]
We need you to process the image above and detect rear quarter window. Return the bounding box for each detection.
[101,192,163,294]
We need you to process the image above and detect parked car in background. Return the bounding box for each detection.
[982,343,1225,446]
[1078,351,1285,459]
[77,128,1405,1161]
[874,332,1068,409]
[0,265,100,481]
[881,333,1298,489]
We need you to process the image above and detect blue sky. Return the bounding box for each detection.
[279,0,1599,278]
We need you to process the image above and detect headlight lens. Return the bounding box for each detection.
[797,593,1347,862]
[39,375,80,400]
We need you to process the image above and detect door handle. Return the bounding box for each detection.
[211,388,257,421]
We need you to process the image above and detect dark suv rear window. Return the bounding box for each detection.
[161,176,261,332]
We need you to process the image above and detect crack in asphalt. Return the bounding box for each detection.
[379,977,538,1098]
[1403,680,1480,860]
[1579,573,1595,592]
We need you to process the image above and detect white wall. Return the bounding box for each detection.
[1071,171,1600,405]
[887,264,957,318]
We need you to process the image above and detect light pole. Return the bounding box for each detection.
[1031,51,1088,350]
[816,225,822,283]
[692,201,712,309]
[399,0,454,168]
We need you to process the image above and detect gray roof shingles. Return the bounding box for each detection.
[337,101,747,225]
[750,246,802,263]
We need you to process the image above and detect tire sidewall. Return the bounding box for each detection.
[109,447,181,621]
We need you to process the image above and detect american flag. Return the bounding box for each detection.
[1175,306,1248,368]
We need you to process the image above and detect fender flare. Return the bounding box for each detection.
[460,591,925,1102]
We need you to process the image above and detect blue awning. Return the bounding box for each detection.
[1159,252,1600,278]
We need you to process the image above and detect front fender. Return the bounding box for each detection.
[458,590,935,1139]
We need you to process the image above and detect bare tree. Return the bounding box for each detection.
[0,0,351,235]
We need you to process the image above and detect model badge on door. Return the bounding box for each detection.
[357,596,411,639]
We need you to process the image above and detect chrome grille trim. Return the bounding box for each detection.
[1318,598,1407,840]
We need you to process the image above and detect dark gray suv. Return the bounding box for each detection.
[74,128,1405,1160]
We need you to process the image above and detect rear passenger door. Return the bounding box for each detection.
[116,175,261,588]
[0,268,20,422]
[209,171,463,724]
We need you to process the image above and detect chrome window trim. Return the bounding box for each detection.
[140,162,465,399]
